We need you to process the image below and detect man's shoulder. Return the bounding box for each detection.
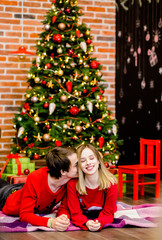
[67,178,78,187]
[28,167,48,180]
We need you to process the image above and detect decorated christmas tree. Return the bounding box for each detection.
[12,0,122,166]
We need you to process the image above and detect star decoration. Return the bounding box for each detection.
[45,34,50,41]
[91,78,97,86]
[90,136,95,143]
[159,67,162,75]
[34,133,42,141]
[47,80,54,88]
[73,71,80,80]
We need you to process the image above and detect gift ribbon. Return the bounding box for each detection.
[0,153,22,178]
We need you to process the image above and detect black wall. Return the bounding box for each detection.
[116,0,162,167]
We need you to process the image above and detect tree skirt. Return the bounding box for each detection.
[0,202,161,232]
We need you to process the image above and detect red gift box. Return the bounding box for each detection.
[7,175,28,184]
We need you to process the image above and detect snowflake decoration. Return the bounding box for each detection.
[121,116,126,125]
[150,80,154,89]
[137,99,143,109]
[159,67,162,75]
[156,122,161,131]
[153,30,161,47]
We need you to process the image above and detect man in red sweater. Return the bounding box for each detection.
[0,146,78,231]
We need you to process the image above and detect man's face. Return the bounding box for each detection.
[66,153,78,179]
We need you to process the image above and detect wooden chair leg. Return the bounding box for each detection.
[140,175,144,196]
[155,171,160,198]
[118,169,123,198]
[133,171,139,201]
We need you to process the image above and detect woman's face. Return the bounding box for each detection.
[80,147,99,175]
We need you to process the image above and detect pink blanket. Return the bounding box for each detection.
[0,202,161,232]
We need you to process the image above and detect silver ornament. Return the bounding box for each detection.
[31,96,38,103]
[45,24,50,30]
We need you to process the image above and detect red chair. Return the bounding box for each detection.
[118,138,161,200]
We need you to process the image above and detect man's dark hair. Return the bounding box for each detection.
[46,146,76,179]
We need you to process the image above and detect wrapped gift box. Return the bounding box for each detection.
[7,175,28,184]
[1,173,16,181]
[8,157,30,164]
[115,173,126,194]
[4,162,35,174]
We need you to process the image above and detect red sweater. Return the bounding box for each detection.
[67,179,117,230]
[2,167,69,227]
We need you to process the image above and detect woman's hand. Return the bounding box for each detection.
[85,220,101,231]
[51,214,70,231]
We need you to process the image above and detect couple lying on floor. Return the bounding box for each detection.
[0,144,117,232]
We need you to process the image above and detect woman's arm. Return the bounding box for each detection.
[96,183,118,229]
[67,179,89,230]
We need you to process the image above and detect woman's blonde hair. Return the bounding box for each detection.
[76,144,117,195]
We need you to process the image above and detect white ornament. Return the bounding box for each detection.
[49,103,56,115]
[80,42,87,52]
[17,126,25,137]
[87,101,93,113]
[45,24,50,30]
[112,124,117,136]
[36,56,40,63]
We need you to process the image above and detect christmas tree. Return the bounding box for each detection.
[12,0,122,166]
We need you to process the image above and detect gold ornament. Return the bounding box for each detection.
[31,96,38,103]
[80,105,86,111]
[85,29,90,35]
[58,69,64,76]
[17,116,22,121]
[65,56,70,63]
[95,103,99,108]
[34,116,40,122]
[70,35,75,41]
[34,77,40,83]
[43,133,50,142]
[25,93,30,98]
[57,47,63,54]
[50,45,53,50]
[77,19,82,26]
[75,125,82,133]
[58,23,66,30]
[63,124,68,129]
[83,75,89,81]
[86,123,90,128]
[34,133,42,141]
[79,58,83,64]
[96,70,102,77]
[60,94,68,102]
[51,4,56,10]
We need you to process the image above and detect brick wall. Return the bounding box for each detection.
[0,0,116,165]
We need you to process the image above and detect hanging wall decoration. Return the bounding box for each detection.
[116,0,162,166]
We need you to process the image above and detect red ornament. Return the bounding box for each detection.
[90,60,100,69]
[92,87,98,92]
[98,126,102,131]
[24,102,30,110]
[28,143,35,148]
[46,124,51,130]
[100,89,104,94]
[55,140,62,146]
[59,10,63,15]
[23,136,28,142]
[66,81,72,93]
[98,136,104,148]
[49,96,52,100]
[44,102,49,108]
[34,154,39,160]
[104,162,109,168]
[45,63,51,69]
[65,8,71,13]
[53,34,62,43]
[76,29,81,38]
[83,89,87,95]
[52,16,57,23]
[42,80,46,85]
[34,63,37,67]
[86,39,91,44]
[51,53,54,57]
[24,169,30,175]
[69,106,79,116]
[68,49,73,55]
[52,0,56,3]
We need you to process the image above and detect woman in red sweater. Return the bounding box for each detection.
[0,146,78,231]
[66,144,117,231]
